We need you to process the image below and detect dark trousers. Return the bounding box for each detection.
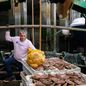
[4,55,22,77]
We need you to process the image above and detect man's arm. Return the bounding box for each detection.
[28,40,36,50]
[5,31,13,42]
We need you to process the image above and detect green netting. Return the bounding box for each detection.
[63,52,86,66]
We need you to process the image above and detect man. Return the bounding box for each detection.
[4,29,36,80]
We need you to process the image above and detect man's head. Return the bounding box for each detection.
[19,29,27,42]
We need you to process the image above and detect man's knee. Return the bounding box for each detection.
[3,58,11,65]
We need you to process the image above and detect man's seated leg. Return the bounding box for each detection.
[3,55,16,80]
[17,62,23,71]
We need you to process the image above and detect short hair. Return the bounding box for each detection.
[19,29,27,35]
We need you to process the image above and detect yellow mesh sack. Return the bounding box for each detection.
[26,48,45,69]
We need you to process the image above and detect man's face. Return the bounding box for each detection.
[19,32,27,42]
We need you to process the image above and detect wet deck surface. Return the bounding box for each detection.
[0,80,21,86]
[0,69,21,86]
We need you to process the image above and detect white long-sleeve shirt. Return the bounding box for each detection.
[5,31,36,62]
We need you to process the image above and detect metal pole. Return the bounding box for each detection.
[39,0,42,49]
[32,0,34,44]
[52,3,57,52]
[13,0,21,35]
[0,25,86,32]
